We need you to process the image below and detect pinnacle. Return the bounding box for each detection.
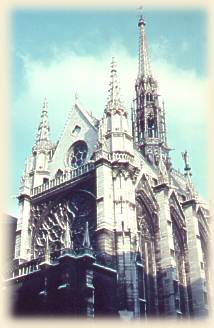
[34,97,51,149]
[105,57,124,112]
[82,221,91,249]
[44,233,51,263]
[64,218,72,249]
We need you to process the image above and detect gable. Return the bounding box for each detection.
[169,190,186,228]
[136,173,159,213]
[48,103,98,178]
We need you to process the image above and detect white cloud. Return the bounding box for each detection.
[14,44,207,144]
[10,41,209,216]
[153,59,208,127]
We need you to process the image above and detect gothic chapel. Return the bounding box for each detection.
[7,15,210,318]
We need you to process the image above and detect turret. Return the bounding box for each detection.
[99,58,134,156]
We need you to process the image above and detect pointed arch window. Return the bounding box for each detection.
[171,214,189,317]
[136,199,158,316]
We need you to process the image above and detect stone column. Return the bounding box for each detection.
[15,193,31,262]
[154,183,177,316]
[95,160,114,256]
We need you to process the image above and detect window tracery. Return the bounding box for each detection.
[171,211,188,316]
[69,141,88,168]
[136,197,158,316]
[30,190,96,259]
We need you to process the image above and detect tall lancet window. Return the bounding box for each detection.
[137,200,158,316]
[171,217,189,316]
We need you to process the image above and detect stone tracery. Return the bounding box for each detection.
[30,190,96,259]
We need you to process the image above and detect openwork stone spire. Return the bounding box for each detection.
[34,98,51,151]
[138,14,152,78]
[105,57,125,113]
[133,14,170,167]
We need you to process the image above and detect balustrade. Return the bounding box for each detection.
[31,162,95,196]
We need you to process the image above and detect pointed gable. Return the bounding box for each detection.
[169,190,186,228]
[136,173,158,213]
[48,100,98,178]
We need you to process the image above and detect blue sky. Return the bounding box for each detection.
[9,8,208,216]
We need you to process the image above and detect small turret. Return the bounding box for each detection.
[100,58,133,155]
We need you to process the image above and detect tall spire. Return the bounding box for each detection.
[133,14,170,167]
[34,98,51,151]
[105,57,125,113]
[138,13,152,78]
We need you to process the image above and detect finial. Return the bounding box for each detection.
[111,56,116,72]
[82,221,92,249]
[64,218,72,249]
[44,233,51,263]
[43,97,48,110]
[138,6,146,26]
[74,91,79,103]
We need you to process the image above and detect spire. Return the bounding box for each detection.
[105,57,125,113]
[138,12,152,78]
[82,221,92,249]
[34,98,51,150]
[133,14,169,167]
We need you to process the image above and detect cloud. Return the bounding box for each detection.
[14,43,207,142]
[11,41,208,207]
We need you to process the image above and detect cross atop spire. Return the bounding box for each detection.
[138,12,152,78]
[105,57,125,113]
[34,98,51,150]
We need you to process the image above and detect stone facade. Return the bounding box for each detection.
[6,15,210,319]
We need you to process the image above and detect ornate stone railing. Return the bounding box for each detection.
[31,162,95,197]
[171,168,185,181]
[108,151,134,163]
[9,258,41,279]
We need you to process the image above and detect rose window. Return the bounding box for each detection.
[70,141,88,168]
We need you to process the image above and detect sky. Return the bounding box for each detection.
[8,8,208,216]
